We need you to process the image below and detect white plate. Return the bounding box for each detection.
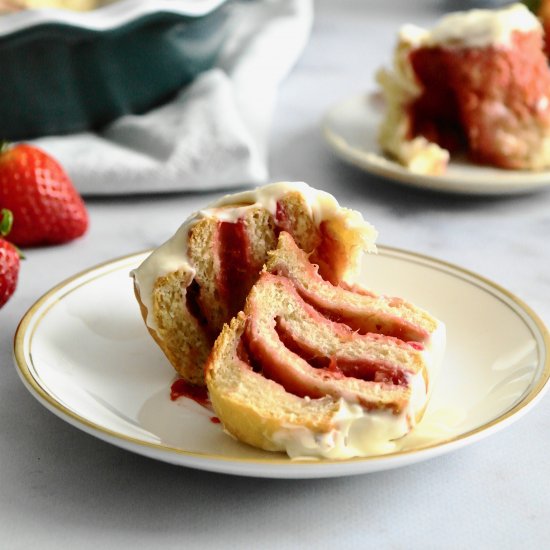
[14,249,550,478]
[322,93,550,195]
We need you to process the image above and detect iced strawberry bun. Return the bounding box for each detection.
[133,182,446,459]
[377,3,550,174]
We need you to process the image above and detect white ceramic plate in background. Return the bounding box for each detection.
[322,93,550,196]
[13,249,550,478]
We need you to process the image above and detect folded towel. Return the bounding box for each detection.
[33,0,313,195]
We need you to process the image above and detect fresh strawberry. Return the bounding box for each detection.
[0,209,20,308]
[0,142,88,247]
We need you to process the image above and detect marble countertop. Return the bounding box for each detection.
[2,1,549,547]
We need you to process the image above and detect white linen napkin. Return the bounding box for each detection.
[32,0,313,195]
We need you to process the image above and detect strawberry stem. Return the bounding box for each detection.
[0,208,13,236]
[0,140,10,156]
[0,208,25,259]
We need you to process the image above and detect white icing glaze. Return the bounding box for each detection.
[271,321,446,460]
[272,400,408,459]
[131,181,377,329]
[401,3,540,49]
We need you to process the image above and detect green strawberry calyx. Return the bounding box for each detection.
[1,209,24,259]
[0,208,13,237]
[0,140,11,157]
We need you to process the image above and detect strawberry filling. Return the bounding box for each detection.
[309,221,346,286]
[171,378,211,407]
[275,318,410,386]
[408,31,550,168]
[243,316,408,412]
[316,306,427,343]
[408,47,466,153]
[275,203,340,284]
[196,208,349,333]
[268,233,430,343]
[185,279,213,336]
[216,219,255,319]
[239,274,419,412]
[275,200,294,235]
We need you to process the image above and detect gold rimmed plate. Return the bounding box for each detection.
[13,248,550,478]
[323,93,550,195]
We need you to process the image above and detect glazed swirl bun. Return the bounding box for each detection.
[132,182,377,385]
[206,232,445,459]
[377,3,550,174]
